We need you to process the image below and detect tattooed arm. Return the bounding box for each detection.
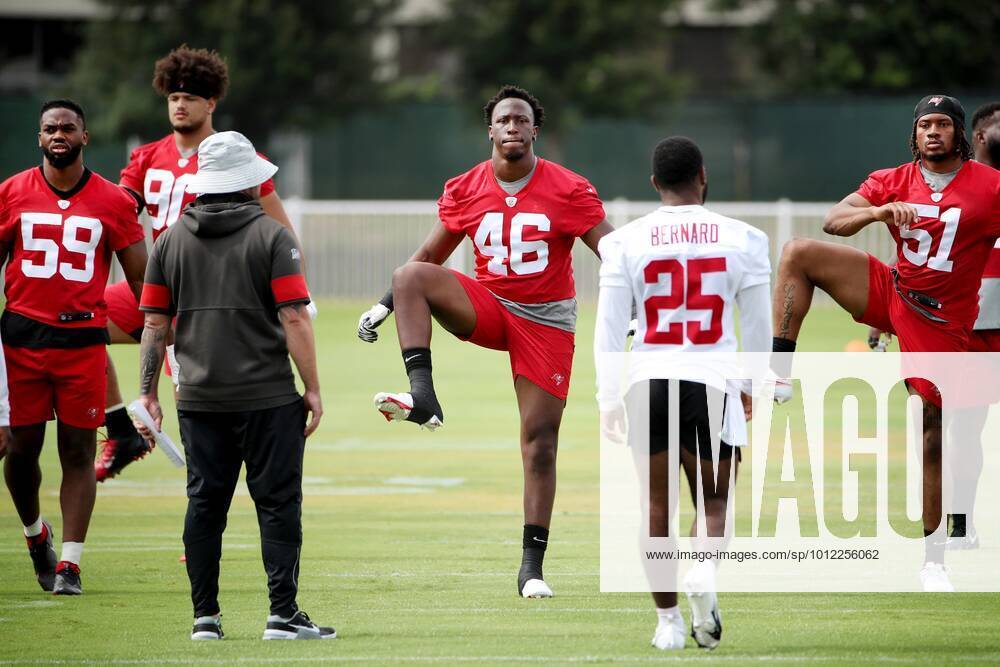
[134,313,171,441]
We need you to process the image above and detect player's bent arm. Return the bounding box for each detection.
[581,219,615,257]
[408,220,466,265]
[116,240,149,303]
[279,303,322,436]
[824,193,918,236]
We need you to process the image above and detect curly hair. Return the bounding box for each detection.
[152,45,229,101]
[910,122,973,162]
[483,85,545,127]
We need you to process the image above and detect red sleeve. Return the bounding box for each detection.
[271,274,310,307]
[256,151,277,197]
[564,179,606,237]
[107,188,145,251]
[140,283,171,312]
[119,146,145,196]
[0,185,11,245]
[139,244,173,315]
[437,180,463,233]
[856,170,888,207]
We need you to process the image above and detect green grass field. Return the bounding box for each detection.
[1,301,998,665]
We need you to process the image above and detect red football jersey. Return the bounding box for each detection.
[857,160,1000,327]
[982,244,1000,279]
[0,167,145,328]
[437,158,605,303]
[120,134,276,240]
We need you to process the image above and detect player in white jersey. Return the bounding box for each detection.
[594,137,772,651]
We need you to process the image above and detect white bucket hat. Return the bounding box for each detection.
[186,131,278,195]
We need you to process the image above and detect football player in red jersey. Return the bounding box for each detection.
[770,94,1000,592]
[942,102,1000,550]
[1,100,147,594]
[96,45,302,481]
[357,86,613,598]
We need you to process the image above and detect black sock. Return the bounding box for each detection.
[949,513,966,537]
[771,337,796,377]
[518,524,548,593]
[105,406,135,440]
[401,348,442,424]
[924,528,946,564]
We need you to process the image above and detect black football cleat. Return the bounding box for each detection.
[26,521,57,592]
[95,431,153,482]
[52,561,82,596]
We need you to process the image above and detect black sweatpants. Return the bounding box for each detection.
[179,398,306,618]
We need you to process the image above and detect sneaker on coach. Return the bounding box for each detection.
[262,610,337,640]
[191,615,224,640]
[95,431,153,482]
[26,521,57,592]
[52,561,82,596]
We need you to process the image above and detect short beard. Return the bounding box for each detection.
[171,118,205,135]
[41,143,82,168]
[500,145,527,161]
[922,151,952,163]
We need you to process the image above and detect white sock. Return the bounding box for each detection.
[105,402,125,413]
[195,615,220,625]
[656,605,681,624]
[61,542,84,565]
[23,517,44,538]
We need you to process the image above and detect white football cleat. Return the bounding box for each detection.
[520,578,553,599]
[373,392,442,431]
[684,562,722,649]
[920,562,954,592]
[651,614,686,650]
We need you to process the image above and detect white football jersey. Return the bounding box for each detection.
[597,204,771,354]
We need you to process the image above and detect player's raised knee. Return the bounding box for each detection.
[391,262,438,292]
[779,237,821,268]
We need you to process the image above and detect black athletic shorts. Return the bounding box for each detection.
[642,379,737,461]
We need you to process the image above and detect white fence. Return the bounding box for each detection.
[279,199,897,302]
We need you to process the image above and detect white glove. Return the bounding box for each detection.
[627,318,638,338]
[306,301,318,320]
[357,303,391,343]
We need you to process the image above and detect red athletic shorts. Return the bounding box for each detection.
[4,344,107,429]
[853,255,969,406]
[452,270,575,400]
[105,280,144,341]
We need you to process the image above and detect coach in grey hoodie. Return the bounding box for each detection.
[133,131,334,641]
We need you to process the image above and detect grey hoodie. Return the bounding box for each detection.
[140,193,310,411]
